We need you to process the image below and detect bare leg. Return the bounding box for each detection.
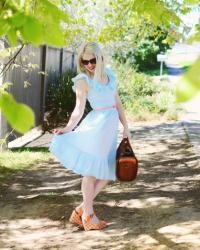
[81,176,96,215]
[94,179,110,199]
[81,177,110,224]
[76,179,110,212]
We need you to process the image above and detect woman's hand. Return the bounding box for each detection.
[122,127,131,140]
[52,128,70,135]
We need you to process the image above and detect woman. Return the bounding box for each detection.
[49,41,131,231]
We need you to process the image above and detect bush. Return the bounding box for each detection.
[44,61,181,129]
[44,68,91,132]
[112,60,181,121]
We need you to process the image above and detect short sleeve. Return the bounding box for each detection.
[71,73,89,93]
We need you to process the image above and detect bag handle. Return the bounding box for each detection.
[117,136,135,158]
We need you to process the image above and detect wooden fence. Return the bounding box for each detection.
[0,43,77,145]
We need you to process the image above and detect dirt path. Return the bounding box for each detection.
[0,121,200,250]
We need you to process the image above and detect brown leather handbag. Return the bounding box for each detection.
[116,137,138,182]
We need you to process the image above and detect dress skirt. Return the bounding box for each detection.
[49,107,119,181]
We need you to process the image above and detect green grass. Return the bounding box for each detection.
[142,67,168,76]
[0,147,51,183]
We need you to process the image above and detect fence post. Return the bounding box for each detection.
[71,52,75,69]
[39,45,47,126]
[59,48,63,76]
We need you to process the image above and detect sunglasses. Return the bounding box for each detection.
[81,57,96,65]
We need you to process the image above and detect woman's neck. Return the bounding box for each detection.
[86,71,95,79]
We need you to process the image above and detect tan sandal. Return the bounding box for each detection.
[94,212,108,226]
[69,207,83,228]
[82,212,108,231]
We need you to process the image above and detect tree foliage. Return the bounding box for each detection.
[0,0,75,46]
[99,0,200,102]
[99,0,182,44]
[0,0,79,136]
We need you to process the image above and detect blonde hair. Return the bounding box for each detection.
[76,41,106,82]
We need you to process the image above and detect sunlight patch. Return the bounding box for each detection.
[158,220,200,247]
[105,197,175,209]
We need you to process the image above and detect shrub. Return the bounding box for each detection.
[44,68,91,132]
[112,60,181,121]
[44,61,181,130]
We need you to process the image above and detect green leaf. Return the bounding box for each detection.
[176,57,200,102]
[11,12,27,27]
[0,20,11,37]
[0,0,73,47]
[176,77,199,102]
[21,16,43,45]
[45,23,66,46]
[39,0,70,23]
[7,29,17,46]
[0,91,35,133]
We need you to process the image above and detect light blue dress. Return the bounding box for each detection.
[49,65,119,181]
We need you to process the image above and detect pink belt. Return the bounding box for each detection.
[94,105,117,111]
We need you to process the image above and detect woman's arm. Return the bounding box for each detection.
[115,91,131,139]
[53,79,87,134]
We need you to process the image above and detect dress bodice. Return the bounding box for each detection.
[71,66,117,110]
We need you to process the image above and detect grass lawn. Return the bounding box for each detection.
[0,147,51,183]
[142,67,168,76]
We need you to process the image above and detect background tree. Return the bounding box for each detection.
[98,0,200,102]
[112,24,175,72]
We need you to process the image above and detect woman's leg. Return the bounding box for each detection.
[81,176,96,216]
[93,179,110,199]
[81,177,110,224]
[76,179,110,211]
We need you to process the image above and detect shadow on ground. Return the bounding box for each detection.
[0,122,200,250]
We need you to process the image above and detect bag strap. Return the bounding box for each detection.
[117,137,135,157]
